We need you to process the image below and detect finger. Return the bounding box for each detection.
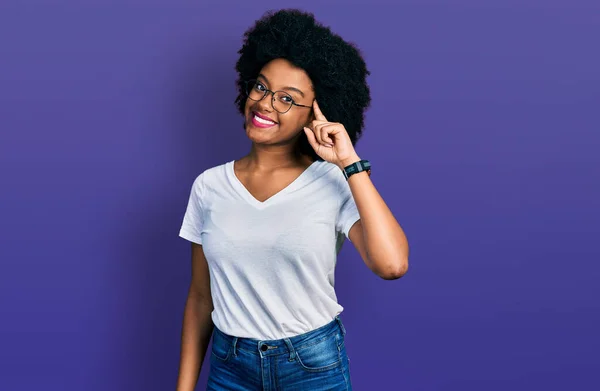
[303,127,319,150]
[320,124,340,145]
[312,99,327,121]
[320,126,334,145]
[314,122,334,146]
[305,126,333,149]
[311,119,327,130]
[312,122,325,145]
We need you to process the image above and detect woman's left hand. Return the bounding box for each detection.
[303,100,361,169]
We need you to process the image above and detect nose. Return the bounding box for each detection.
[255,91,275,112]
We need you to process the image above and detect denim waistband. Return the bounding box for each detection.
[213,315,347,358]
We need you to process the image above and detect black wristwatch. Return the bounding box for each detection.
[342,159,371,180]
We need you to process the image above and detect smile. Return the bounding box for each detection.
[251,112,277,128]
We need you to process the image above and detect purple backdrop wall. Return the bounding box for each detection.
[1,1,598,390]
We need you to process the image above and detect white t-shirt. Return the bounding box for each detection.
[179,158,360,340]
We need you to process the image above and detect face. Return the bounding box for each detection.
[243,58,315,146]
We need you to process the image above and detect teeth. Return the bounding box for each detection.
[254,114,275,125]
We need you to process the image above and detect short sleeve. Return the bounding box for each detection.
[335,175,361,243]
[179,174,205,245]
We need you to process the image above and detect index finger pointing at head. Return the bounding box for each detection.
[313,99,327,121]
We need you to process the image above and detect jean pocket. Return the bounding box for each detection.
[210,330,232,362]
[294,332,342,373]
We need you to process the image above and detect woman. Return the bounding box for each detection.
[177,8,409,390]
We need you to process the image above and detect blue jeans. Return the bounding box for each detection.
[207,315,352,390]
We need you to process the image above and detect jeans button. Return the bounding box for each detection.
[260,344,268,351]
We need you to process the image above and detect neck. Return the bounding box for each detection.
[243,143,312,170]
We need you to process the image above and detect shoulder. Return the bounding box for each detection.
[312,159,345,182]
[307,160,352,206]
[317,160,351,195]
[192,160,232,183]
[188,160,232,194]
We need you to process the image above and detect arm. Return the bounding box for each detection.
[176,243,215,391]
[303,100,409,280]
[341,154,410,280]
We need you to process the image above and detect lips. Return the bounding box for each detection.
[250,111,278,128]
[252,111,277,124]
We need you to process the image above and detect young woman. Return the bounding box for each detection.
[177,8,409,390]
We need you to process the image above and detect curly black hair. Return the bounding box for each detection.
[234,8,371,161]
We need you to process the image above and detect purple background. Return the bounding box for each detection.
[1,1,599,390]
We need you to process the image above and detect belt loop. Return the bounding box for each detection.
[335,315,346,336]
[232,337,238,357]
[283,338,296,361]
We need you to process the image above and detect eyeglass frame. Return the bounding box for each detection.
[244,79,313,114]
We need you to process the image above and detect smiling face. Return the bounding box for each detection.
[243,58,315,146]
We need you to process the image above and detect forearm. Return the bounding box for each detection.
[339,154,410,277]
[176,293,214,391]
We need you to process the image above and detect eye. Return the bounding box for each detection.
[279,95,294,103]
[255,82,267,91]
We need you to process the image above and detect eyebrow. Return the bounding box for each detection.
[258,74,306,98]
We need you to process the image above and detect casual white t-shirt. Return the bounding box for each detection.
[179,158,360,340]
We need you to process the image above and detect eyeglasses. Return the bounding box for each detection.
[244,79,313,114]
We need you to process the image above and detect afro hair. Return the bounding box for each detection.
[234,8,371,161]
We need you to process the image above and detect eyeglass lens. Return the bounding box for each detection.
[246,79,294,113]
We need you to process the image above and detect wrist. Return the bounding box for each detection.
[338,154,361,170]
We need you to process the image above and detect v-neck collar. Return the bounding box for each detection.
[227,159,320,209]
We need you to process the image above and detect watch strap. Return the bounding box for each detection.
[343,159,371,180]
